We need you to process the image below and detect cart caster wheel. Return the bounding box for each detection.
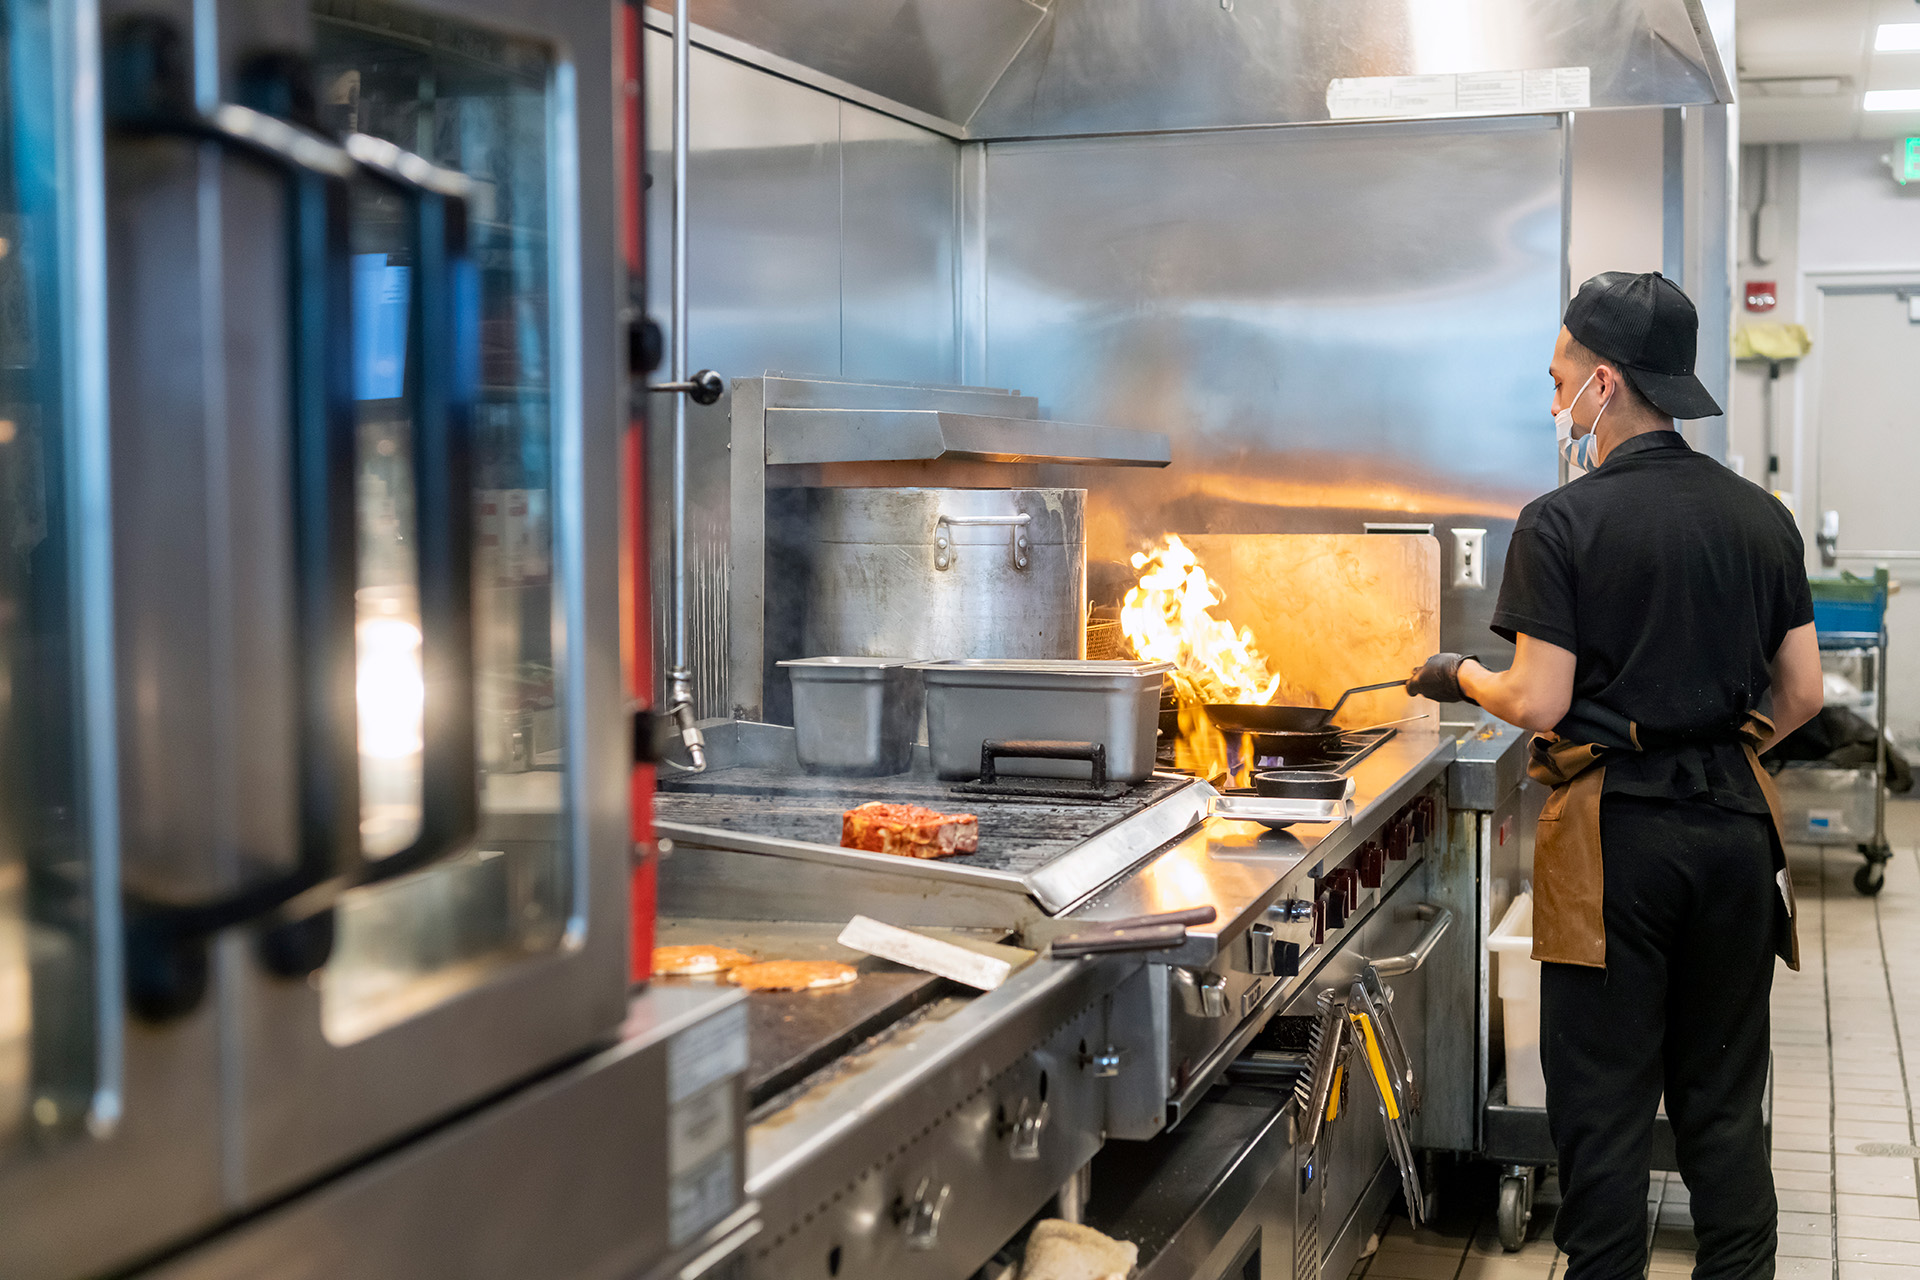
[1856,861,1887,897]
[1497,1174,1533,1252]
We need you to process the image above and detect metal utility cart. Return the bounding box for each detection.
[1773,569,1894,896]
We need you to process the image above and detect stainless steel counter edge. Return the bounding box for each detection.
[746,951,1132,1204]
[1446,714,1533,812]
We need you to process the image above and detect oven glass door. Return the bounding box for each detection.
[318,9,572,1047]
[226,0,626,1201]
[0,0,103,1159]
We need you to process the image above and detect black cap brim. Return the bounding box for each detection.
[1620,364,1722,420]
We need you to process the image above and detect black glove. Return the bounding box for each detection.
[1407,653,1479,704]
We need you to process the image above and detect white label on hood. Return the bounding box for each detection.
[1328,66,1590,119]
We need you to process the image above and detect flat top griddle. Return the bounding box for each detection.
[654,918,1016,1111]
[655,769,1207,912]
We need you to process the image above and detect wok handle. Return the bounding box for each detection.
[1328,679,1411,719]
[980,739,1107,788]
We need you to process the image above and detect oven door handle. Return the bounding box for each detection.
[338,133,480,889]
[107,17,363,1018]
[1367,904,1453,977]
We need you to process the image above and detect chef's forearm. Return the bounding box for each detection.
[1457,637,1576,733]
[1458,660,1542,730]
[1759,622,1823,752]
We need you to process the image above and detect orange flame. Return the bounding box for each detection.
[1120,535,1301,780]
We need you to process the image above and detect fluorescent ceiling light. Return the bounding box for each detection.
[1876,23,1920,51]
[1865,89,1920,110]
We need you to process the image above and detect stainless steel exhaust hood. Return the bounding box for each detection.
[644,0,1732,138]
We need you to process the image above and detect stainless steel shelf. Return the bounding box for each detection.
[751,373,1172,468]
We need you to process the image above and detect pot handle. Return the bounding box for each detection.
[981,739,1107,788]
[935,511,1031,571]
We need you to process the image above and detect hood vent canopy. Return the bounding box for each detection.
[649,0,1732,139]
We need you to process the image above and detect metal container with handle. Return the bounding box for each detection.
[797,487,1087,665]
[912,658,1171,782]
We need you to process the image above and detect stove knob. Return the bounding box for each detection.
[1172,966,1229,1018]
[1322,882,1347,930]
[1341,866,1361,911]
[1248,921,1276,976]
[897,1178,951,1250]
[1274,939,1301,978]
[1000,1096,1048,1161]
[1312,896,1326,944]
[1387,818,1409,862]
[1360,846,1383,889]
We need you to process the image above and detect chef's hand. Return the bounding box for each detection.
[1407,653,1480,705]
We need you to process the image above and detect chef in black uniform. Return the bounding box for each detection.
[1408,272,1825,1279]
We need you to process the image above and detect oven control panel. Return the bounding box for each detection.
[1153,781,1449,1130]
[1279,790,1442,967]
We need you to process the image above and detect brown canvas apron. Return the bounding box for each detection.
[1526,709,1799,972]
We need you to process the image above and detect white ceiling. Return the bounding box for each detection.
[1738,0,1920,142]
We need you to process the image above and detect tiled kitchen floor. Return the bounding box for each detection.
[1353,801,1920,1280]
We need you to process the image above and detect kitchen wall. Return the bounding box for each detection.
[1569,108,1666,289]
[977,117,1565,659]
[1728,141,1800,491]
[642,30,962,387]
[641,32,963,713]
[1729,140,1920,746]
[643,33,1573,697]
[1730,141,1920,511]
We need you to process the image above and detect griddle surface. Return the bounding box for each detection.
[653,918,996,1107]
[656,768,1191,877]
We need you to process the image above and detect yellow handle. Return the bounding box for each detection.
[1351,1011,1400,1121]
[1326,1062,1344,1122]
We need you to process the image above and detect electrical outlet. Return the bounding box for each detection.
[1452,528,1487,589]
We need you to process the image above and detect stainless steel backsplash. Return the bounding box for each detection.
[647,52,1565,712]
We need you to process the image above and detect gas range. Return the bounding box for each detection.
[651,719,1457,1280]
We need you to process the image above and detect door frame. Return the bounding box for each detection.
[1796,269,1920,571]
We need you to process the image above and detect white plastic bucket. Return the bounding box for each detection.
[1488,892,1546,1108]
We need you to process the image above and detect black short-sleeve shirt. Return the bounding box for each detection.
[1492,430,1814,809]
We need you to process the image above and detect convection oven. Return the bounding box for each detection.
[0,2,642,1274]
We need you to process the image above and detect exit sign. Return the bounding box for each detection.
[1905,138,1920,185]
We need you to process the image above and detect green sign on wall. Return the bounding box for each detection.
[1905,137,1920,185]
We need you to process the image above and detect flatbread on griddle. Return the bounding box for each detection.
[653,944,756,976]
[727,960,858,992]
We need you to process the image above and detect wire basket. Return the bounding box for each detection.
[1085,619,1126,661]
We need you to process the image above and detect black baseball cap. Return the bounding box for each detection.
[1562,271,1722,420]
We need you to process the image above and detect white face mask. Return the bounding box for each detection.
[1553,368,1611,473]
[1560,428,1600,473]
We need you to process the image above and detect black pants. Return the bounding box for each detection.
[1540,795,1779,1280]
